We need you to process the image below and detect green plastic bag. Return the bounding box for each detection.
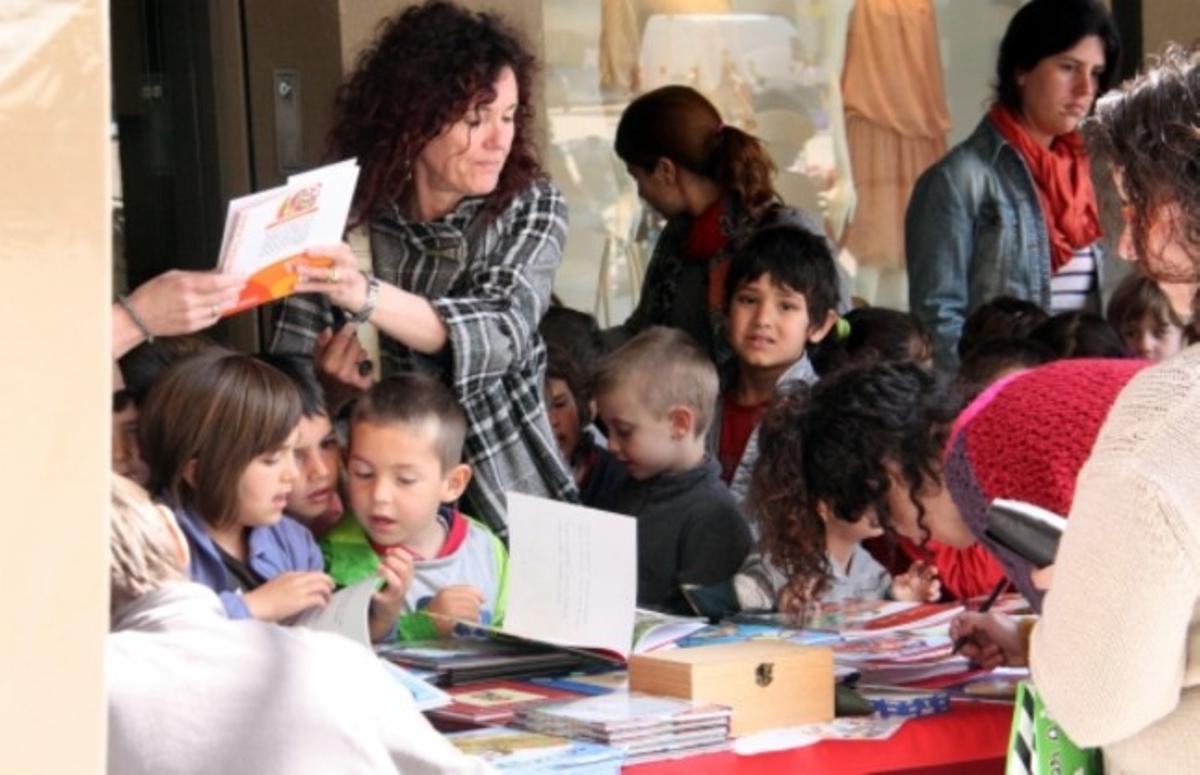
[1007,681,1104,775]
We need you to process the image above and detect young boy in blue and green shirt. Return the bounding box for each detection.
[320,374,508,642]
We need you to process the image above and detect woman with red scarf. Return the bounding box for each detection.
[906,0,1121,372]
[610,86,842,369]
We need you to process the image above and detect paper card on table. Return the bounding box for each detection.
[731,715,906,755]
[215,158,359,316]
[502,492,637,660]
[378,660,453,711]
[294,575,378,647]
[631,608,708,654]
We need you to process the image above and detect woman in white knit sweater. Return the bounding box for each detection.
[955,45,1200,774]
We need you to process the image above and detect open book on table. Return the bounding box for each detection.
[303,495,707,665]
[426,494,706,663]
[216,158,359,316]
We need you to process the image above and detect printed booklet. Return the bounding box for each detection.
[215,158,359,315]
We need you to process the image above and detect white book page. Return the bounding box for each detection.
[216,185,285,273]
[216,186,284,271]
[502,492,637,658]
[294,575,377,647]
[216,158,359,275]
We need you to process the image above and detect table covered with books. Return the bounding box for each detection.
[627,701,1012,774]
[376,595,1029,774]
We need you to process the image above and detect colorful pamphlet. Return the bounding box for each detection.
[429,680,587,726]
[215,158,359,316]
[841,601,965,636]
[446,726,624,774]
[833,633,955,663]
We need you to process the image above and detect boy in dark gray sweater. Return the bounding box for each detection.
[593,327,751,614]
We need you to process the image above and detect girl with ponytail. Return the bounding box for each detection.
[612,86,832,367]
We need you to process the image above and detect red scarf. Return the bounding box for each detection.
[988,104,1102,273]
[684,199,731,312]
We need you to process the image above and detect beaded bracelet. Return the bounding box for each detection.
[117,295,154,344]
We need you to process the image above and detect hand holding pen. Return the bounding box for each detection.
[948,580,1028,669]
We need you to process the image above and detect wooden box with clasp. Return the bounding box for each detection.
[627,640,834,736]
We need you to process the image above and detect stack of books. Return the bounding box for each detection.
[446,726,624,774]
[834,632,972,685]
[514,691,732,764]
[814,600,965,635]
[427,680,587,727]
[375,639,589,686]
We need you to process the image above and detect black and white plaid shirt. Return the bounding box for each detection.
[269,179,578,539]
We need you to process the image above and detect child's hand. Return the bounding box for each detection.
[426,585,486,637]
[243,571,334,622]
[890,561,941,602]
[369,550,415,642]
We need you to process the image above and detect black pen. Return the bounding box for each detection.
[951,578,1009,655]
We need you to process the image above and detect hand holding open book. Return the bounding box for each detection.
[215,159,360,316]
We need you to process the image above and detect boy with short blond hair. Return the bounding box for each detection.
[593,326,752,614]
[320,374,508,642]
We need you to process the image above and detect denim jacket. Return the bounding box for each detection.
[906,117,1103,371]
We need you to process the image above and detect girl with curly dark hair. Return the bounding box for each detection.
[270,1,575,537]
[751,361,962,616]
[610,85,838,367]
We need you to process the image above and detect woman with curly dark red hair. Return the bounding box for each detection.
[270,1,574,537]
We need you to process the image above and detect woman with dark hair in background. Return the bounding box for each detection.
[610,85,840,367]
[907,0,1120,371]
[269,1,575,536]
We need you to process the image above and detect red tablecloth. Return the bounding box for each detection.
[627,701,1012,775]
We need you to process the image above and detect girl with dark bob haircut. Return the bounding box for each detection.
[609,85,837,367]
[271,1,576,537]
[907,0,1120,372]
[139,349,331,623]
[750,361,962,614]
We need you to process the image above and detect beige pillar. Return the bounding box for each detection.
[0,1,111,774]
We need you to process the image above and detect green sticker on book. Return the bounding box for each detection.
[1006,681,1103,775]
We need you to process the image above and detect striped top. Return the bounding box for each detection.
[1050,246,1098,313]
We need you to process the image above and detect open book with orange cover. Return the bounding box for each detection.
[216,159,359,316]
